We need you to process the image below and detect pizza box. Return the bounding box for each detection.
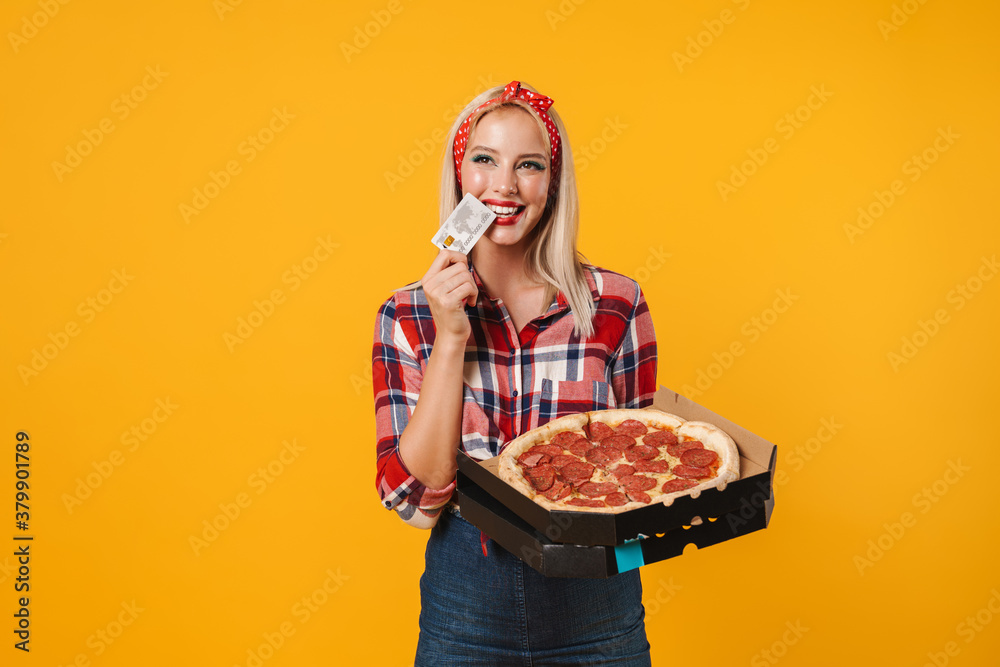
[456,386,777,549]
[456,474,772,578]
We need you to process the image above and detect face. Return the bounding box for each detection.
[460,107,551,249]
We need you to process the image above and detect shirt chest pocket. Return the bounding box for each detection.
[535,379,617,425]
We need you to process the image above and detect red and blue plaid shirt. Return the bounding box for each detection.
[373,264,657,527]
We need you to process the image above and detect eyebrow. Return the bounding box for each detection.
[467,146,549,162]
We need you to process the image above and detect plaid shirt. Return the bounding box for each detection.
[373,264,657,527]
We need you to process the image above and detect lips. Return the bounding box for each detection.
[482,199,526,225]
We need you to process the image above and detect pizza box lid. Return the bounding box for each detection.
[456,471,773,578]
[456,386,777,547]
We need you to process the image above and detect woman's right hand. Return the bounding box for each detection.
[420,249,479,343]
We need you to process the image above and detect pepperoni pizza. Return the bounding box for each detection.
[497,409,740,513]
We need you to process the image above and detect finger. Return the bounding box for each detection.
[434,270,477,303]
[423,249,469,281]
[424,261,474,296]
[446,280,479,309]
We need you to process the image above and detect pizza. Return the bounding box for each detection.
[497,408,740,513]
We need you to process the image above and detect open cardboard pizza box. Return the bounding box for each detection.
[456,386,777,578]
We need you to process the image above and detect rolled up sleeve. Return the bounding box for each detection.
[610,284,658,409]
[373,296,455,528]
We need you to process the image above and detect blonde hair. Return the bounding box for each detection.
[439,83,595,338]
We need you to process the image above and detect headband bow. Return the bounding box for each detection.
[453,81,562,194]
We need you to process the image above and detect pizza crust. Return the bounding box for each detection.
[497,408,740,514]
[497,413,588,501]
[676,420,740,485]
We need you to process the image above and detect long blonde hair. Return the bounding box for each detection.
[439,83,595,338]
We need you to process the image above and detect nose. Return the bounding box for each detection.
[493,166,517,196]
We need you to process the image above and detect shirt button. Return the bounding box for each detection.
[512,390,518,397]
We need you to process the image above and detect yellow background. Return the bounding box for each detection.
[2,0,998,665]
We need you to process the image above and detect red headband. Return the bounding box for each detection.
[453,81,562,193]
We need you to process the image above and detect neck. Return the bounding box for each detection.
[470,238,536,299]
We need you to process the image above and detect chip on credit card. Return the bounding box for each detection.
[431,193,497,254]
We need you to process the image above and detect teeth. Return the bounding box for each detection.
[487,204,520,216]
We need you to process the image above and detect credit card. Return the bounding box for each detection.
[431,193,497,254]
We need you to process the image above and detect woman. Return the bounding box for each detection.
[373,81,658,665]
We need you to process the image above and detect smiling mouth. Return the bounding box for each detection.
[485,203,525,217]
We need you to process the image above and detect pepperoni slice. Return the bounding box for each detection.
[567,498,606,508]
[624,444,658,462]
[578,481,619,498]
[561,461,595,483]
[518,452,551,467]
[643,430,678,447]
[661,478,699,493]
[620,475,657,492]
[531,444,566,457]
[568,440,594,457]
[550,431,586,448]
[604,492,628,507]
[543,480,572,501]
[525,464,556,491]
[549,454,577,469]
[667,440,704,458]
[517,452,541,467]
[615,419,648,437]
[585,447,616,466]
[587,422,614,442]
[671,464,712,479]
[680,448,718,467]
[625,489,651,504]
[598,445,626,463]
[602,434,636,449]
[611,464,636,478]
[634,459,670,473]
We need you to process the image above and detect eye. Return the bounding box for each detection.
[471,154,495,165]
[519,160,545,171]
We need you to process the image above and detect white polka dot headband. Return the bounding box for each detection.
[453,81,562,194]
